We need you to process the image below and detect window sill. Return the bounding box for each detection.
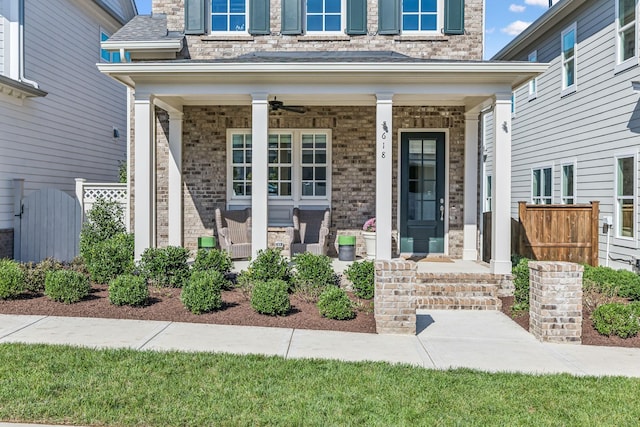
[393,35,449,42]
[560,86,576,98]
[296,35,351,42]
[201,35,254,41]
[528,93,537,102]
[614,57,638,75]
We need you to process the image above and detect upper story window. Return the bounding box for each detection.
[402,0,439,32]
[615,154,635,238]
[532,166,552,204]
[561,23,577,95]
[306,0,342,32]
[616,0,637,68]
[528,50,537,99]
[211,0,247,32]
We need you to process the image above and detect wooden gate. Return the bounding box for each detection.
[17,188,81,262]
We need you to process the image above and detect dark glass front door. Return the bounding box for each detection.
[400,133,445,254]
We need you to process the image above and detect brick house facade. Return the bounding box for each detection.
[99,0,546,274]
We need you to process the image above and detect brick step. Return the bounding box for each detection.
[415,283,498,298]
[416,296,502,310]
[416,273,504,285]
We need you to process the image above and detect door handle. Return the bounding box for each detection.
[439,204,444,221]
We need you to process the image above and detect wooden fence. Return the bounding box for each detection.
[483,201,600,266]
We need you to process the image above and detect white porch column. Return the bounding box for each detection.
[134,94,154,260]
[491,94,512,274]
[168,110,183,246]
[463,112,479,260]
[376,93,393,260]
[251,93,269,258]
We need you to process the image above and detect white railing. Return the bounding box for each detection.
[75,178,129,231]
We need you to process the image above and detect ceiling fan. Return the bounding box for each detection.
[269,98,306,114]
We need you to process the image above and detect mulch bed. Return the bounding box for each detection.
[0,285,377,334]
[500,296,640,348]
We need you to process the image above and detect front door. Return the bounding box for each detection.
[400,133,446,254]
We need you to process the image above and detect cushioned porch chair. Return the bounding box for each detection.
[286,208,331,256]
[214,208,252,259]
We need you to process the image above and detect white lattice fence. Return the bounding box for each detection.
[75,178,129,230]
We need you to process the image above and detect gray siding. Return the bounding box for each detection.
[488,0,640,270]
[0,0,131,229]
[0,4,5,75]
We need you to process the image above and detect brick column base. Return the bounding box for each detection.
[529,261,583,344]
[374,260,417,334]
[0,229,14,259]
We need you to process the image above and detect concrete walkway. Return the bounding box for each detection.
[1,311,639,378]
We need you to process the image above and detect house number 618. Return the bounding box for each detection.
[380,121,389,159]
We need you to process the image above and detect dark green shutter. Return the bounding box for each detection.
[281,0,302,35]
[378,0,399,35]
[249,0,270,34]
[185,0,206,34]
[346,0,367,35]
[444,0,465,35]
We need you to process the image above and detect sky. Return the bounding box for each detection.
[133,0,553,59]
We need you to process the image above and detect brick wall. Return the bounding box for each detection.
[152,0,483,60]
[374,259,417,334]
[155,105,467,253]
[529,261,583,344]
[0,229,13,259]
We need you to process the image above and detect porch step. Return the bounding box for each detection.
[414,273,503,310]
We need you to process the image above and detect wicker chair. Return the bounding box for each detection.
[286,208,331,256]
[214,208,252,259]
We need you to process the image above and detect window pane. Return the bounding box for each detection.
[315,150,326,163]
[564,59,575,87]
[307,15,323,31]
[421,0,437,12]
[212,15,227,31]
[245,150,252,163]
[245,167,252,179]
[302,150,314,164]
[543,168,552,197]
[229,15,245,30]
[280,183,292,196]
[621,25,636,61]
[403,0,419,12]
[315,182,326,196]
[421,14,436,31]
[315,135,326,145]
[233,150,244,164]
[315,167,326,180]
[281,167,291,180]
[302,182,314,196]
[246,185,252,195]
[302,167,313,180]
[620,199,634,237]
[230,0,245,13]
[325,15,341,31]
[212,0,228,13]
[280,149,291,163]
[269,167,278,180]
[403,15,419,31]
[326,0,341,13]
[308,0,323,13]
[233,183,244,195]
[533,169,541,198]
[269,150,278,163]
[563,30,575,57]
[232,134,245,148]
[618,157,634,196]
[620,0,635,26]
[233,167,244,180]
[268,182,278,195]
[563,164,574,202]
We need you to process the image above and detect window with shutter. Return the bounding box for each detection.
[185,0,206,34]
[282,0,303,34]
[249,0,270,34]
[211,0,248,32]
[347,0,367,35]
[444,0,464,35]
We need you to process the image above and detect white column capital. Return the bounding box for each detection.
[376,92,394,103]
[464,111,480,121]
[494,92,512,104]
[251,92,269,102]
[168,111,184,121]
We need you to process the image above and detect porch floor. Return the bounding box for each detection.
[231,258,491,275]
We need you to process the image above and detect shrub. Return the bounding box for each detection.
[345,260,374,299]
[192,249,233,276]
[0,259,24,299]
[44,270,90,304]
[87,233,134,284]
[583,265,640,300]
[249,249,291,283]
[181,270,225,314]
[139,246,190,288]
[80,198,126,264]
[512,257,530,311]
[317,286,355,320]
[250,279,290,316]
[108,274,148,306]
[235,270,254,301]
[21,258,63,293]
[592,302,640,338]
[292,253,335,302]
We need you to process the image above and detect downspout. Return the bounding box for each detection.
[18,0,39,88]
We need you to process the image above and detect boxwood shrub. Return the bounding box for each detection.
[292,252,334,302]
[250,279,290,316]
[21,258,63,293]
[583,265,640,300]
[317,286,355,320]
[344,260,374,299]
[249,248,291,283]
[80,198,126,265]
[592,302,640,338]
[87,233,134,284]
[0,259,24,299]
[45,270,90,304]
[181,270,225,314]
[191,249,233,276]
[139,246,190,288]
[108,274,149,306]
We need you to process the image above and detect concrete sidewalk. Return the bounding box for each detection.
[1,311,639,378]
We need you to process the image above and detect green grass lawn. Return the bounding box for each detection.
[1,343,639,426]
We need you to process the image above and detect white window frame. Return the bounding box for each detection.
[615,0,639,73]
[511,91,516,118]
[531,165,553,204]
[485,175,492,212]
[226,128,332,206]
[560,159,577,204]
[613,151,637,242]
[210,0,249,34]
[561,23,577,96]
[528,50,538,100]
[305,0,346,34]
[400,0,444,35]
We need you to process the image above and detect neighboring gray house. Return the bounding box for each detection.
[0,0,137,261]
[487,0,640,270]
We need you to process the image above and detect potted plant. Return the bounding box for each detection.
[362,218,376,259]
